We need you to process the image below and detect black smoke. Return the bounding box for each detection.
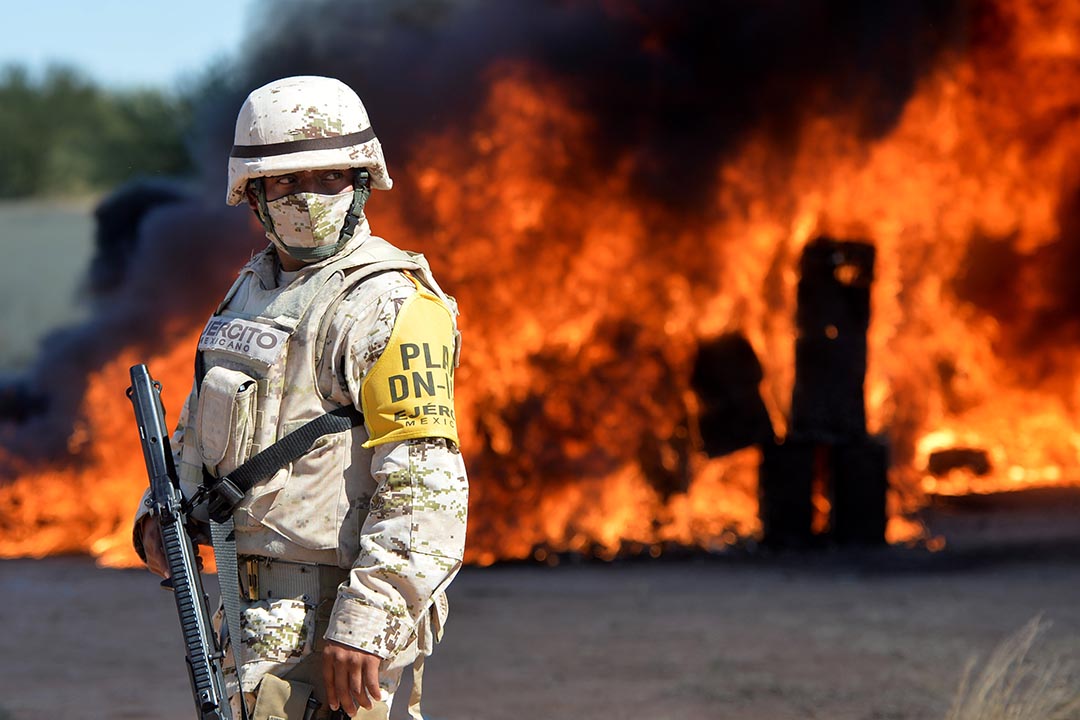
[2,0,974,465]
[0,183,262,463]
[198,0,970,208]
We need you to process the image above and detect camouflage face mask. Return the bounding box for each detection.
[263,188,355,262]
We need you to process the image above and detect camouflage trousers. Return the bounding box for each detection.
[224,580,429,719]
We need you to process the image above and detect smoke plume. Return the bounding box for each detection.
[200,0,969,207]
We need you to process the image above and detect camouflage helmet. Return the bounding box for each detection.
[226,76,393,206]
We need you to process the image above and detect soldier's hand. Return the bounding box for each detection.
[323,640,385,717]
[138,515,170,578]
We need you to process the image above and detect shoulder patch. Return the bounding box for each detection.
[360,292,459,447]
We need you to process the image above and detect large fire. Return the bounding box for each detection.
[1,1,1078,567]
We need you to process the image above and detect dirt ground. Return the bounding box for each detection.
[2,544,1079,720]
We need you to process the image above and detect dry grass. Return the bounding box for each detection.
[945,617,1080,720]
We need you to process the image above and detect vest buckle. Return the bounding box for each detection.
[206,476,245,523]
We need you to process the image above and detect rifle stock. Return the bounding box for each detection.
[128,364,233,720]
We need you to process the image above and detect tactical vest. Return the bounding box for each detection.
[178,235,459,565]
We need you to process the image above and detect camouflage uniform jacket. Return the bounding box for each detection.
[133,227,468,683]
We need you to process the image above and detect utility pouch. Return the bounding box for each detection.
[251,674,314,720]
[196,365,257,477]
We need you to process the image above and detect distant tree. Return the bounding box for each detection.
[0,65,194,198]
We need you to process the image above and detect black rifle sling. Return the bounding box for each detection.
[204,403,364,523]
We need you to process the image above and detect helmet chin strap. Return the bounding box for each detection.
[339,168,372,245]
[251,177,282,244]
[251,168,372,263]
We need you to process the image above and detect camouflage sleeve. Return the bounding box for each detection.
[323,272,469,657]
[325,438,467,657]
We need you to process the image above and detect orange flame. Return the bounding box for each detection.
[0,332,199,566]
[2,0,1079,566]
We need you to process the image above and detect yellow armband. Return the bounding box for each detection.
[361,289,459,447]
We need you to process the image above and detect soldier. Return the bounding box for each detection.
[132,75,468,720]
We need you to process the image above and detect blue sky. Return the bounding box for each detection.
[0,0,254,90]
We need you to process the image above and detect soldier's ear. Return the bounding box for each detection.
[245,185,259,211]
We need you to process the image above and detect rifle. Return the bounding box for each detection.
[128,364,233,720]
